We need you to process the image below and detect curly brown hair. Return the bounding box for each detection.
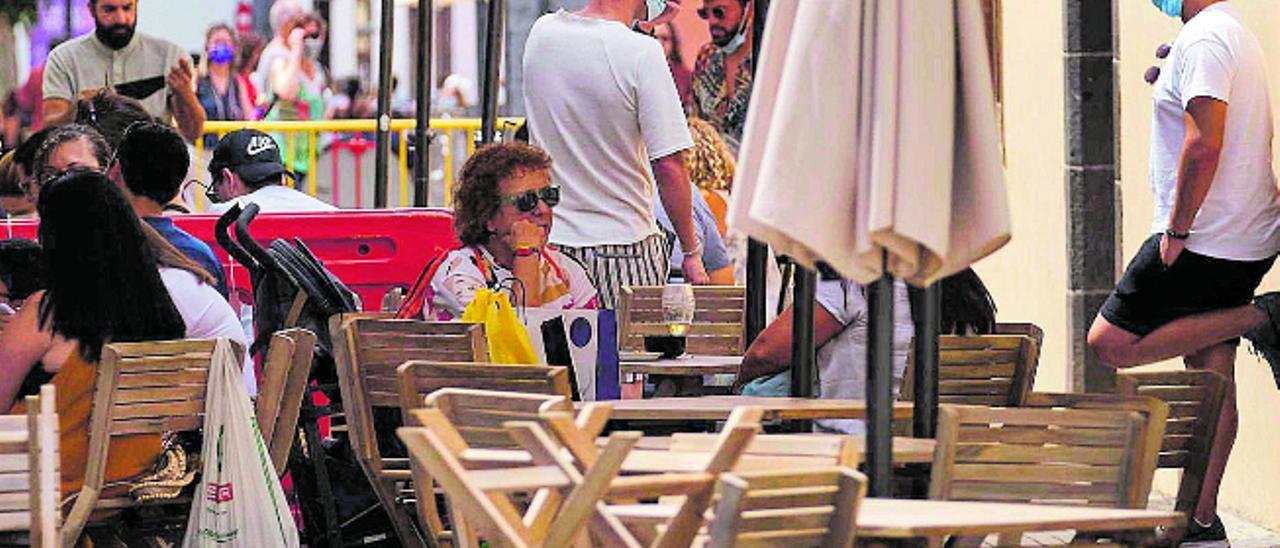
[453,142,554,247]
[685,117,735,192]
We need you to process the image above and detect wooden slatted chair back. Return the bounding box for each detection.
[1020,392,1169,508]
[421,388,571,450]
[901,334,1039,407]
[63,339,228,545]
[397,361,573,421]
[255,328,317,474]
[1116,370,1227,521]
[0,385,59,546]
[331,317,489,548]
[398,409,639,548]
[619,286,746,355]
[930,404,1153,509]
[705,467,865,548]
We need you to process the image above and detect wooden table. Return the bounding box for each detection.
[578,396,914,422]
[856,498,1183,546]
[619,354,740,397]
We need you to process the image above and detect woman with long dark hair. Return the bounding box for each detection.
[0,170,184,496]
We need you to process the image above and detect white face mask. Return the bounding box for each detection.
[719,30,747,54]
[645,0,667,22]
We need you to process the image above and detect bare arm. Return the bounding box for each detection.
[41,98,74,127]
[652,151,709,284]
[271,29,308,102]
[1161,96,1227,265]
[167,57,206,143]
[734,301,845,392]
[0,293,54,411]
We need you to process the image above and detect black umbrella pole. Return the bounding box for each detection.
[480,0,505,145]
[373,0,394,208]
[865,258,894,496]
[413,0,433,207]
[789,267,817,399]
[912,283,940,439]
[745,240,768,345]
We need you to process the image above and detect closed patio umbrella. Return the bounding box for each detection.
[730,0,1010,494]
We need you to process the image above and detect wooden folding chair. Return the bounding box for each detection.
[901,334,1040,406]
[931,404,1164,546]
[618,286,746,355]
[255,328,317,474]
[598,407,764,548]
[1114,369,1227,543]
[702,467,866,548]
[396,361,574,418]
[664,433,858,472]
[398,408,639,548]
[62,339,230,546]
[332,318,489,547]
[0,385,59,546]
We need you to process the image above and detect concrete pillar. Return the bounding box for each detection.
[1064,0,1119,392]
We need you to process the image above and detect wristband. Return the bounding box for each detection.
[1164,228,1190,240]
[514,246,540,258]
[681,237,703,258]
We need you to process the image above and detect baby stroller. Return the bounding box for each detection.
[214,204,396,547]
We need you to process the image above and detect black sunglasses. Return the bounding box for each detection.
[498,186,560,213]
[697,6,727,20]
[187,176,223,204]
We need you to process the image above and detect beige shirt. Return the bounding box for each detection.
[43,31,187,122]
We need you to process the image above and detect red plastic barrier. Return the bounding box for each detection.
[0,208,459,311]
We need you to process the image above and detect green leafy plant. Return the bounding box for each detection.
[0,0,40,26]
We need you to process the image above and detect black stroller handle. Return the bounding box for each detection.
[215,203,261,273]
[234,203,279,272]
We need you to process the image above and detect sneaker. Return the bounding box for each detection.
[1243,292,1280,390]
[1181,515,1228,546]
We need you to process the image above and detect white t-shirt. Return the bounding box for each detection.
[1149,2,1280,261]
[523,10,694,247]
[813,278,912,435]
[160,267,255,393]
[427,246,598,321]
[208,185,338,215]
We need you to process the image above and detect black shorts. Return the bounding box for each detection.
[1100,234,1275,337]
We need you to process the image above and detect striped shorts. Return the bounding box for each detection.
[556,232,671,310]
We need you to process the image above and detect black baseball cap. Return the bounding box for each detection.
[208,129,296,184]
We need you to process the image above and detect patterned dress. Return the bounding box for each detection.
[692,44,754,152]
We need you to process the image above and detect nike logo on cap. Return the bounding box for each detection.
[246,135,277,156]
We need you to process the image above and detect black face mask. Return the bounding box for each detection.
[95,22,135,50]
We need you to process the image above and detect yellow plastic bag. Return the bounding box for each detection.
[462,288,539,364]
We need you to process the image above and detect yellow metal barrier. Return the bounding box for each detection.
[197,117,523,210]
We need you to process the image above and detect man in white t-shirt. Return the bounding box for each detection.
[1088,1,1280,542]
[523,0,709,309]
[206,129,337,214]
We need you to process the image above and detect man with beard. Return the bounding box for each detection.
[690,0,753,153]
[41,0,205,143]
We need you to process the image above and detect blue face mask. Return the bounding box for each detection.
[207,44,235,65]
[1152,0,1183,18]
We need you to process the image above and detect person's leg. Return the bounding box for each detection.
[1184,342,1237,525]
[1087,305,1263,368]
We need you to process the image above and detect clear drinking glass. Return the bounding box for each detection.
[662,283,696,337]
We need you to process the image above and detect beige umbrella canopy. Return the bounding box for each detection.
[729,0,1010,287]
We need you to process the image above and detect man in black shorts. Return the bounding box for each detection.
[1087,1,1280,543]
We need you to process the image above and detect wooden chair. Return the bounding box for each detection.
[255,328,317,474]
[0,385,59,546]
[930,404,1164,546]
[703,467,865,548]
[599,407,764,548]
[397,361,574,419]
[618,286,746,355]
[1021,392,1170,509]
[398,408,640,548]
[62,339,231,546]
[901,334,1040,407]
[664,433,858,472]
[332,317,489,548]
[1115,369,1227,542]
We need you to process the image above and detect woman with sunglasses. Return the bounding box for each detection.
[426,143,597,320]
